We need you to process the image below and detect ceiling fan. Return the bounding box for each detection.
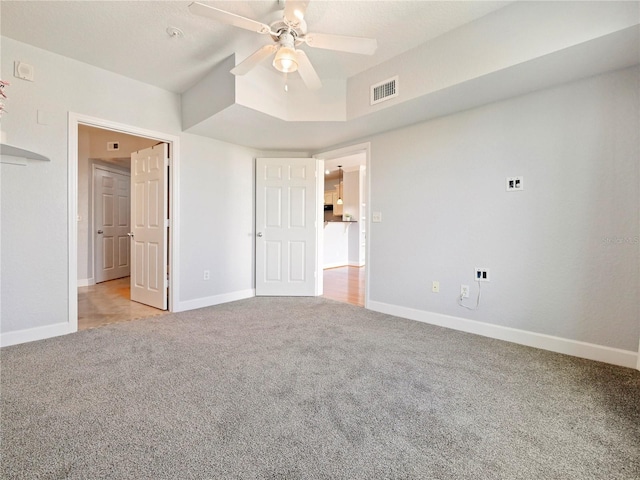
[189,1,378,90]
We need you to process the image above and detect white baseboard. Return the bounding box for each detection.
[324,262,348,269]
[368,301,639,370]
[173,289,255,313]
[0,322,72,348]
[77,278,95,287]
[348,261,365,267]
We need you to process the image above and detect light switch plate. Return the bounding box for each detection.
[506,176,524,191]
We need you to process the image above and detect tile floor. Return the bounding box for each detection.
[78,277,167,330]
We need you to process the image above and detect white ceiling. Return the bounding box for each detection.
[0,1,510,93]
[2,1,637,152]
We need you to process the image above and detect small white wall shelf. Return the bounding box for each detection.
[1,144,50,165]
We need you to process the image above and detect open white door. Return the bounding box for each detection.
[130,143,168,309]
[256,157,319,296]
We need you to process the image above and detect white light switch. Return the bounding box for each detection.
[372,212,382,223]
[506,176,524,191]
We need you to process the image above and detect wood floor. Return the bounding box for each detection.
[78,277,167,330]
[322,266,365,307]
[78,267,364,330]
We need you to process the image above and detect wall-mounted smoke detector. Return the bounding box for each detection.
[370,76,398,105]
[14,61,35,82]
[107,142,120,152]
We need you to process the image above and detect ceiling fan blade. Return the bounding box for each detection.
[284,0,310,26]
[304,32,378,55]
[295,50,322,90]
[189,2,272,35]
[231,45,278,75]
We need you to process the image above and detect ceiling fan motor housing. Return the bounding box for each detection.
[269,12,307,45]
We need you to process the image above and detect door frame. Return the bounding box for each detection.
[91,161,131,286]
[68,112,180,332]
[313,142,371,308]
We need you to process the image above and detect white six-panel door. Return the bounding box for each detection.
[255,158,318,296]
[130,144,168,309]
[95,167,130,283]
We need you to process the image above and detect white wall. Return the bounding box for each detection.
[366,66,639,354]
[323,223,350,269]
[0,37,257,338]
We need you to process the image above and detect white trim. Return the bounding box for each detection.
[316,159,325,296]
[173,289,255,313]
[348,261,366,267]
[68,113,181,336]
[77,278,95,287]
[368,300,638,369]
[0,322,72,348]
[313,142,371,308]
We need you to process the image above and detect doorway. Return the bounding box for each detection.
[77,125,168,329]
[68,113,180,332]
[314,143,370,308]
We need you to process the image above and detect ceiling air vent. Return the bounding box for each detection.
[370,76,398,105]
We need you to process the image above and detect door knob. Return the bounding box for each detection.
[257,232,263,237]
[97,230,103,234]
[127,232,134,238]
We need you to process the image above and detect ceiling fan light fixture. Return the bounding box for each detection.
[273,46,298,73]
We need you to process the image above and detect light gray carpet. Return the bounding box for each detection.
[1,297,639,479]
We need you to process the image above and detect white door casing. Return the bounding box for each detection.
[255,158,319,296]
[94,167,130,283]
[130,144,168,309]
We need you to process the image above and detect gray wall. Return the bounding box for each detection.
[0,37,257,335]
[179,133,256,302]
[367,66,639,351]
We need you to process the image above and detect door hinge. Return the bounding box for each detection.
[166,273,170,288]
[165,219,170,228]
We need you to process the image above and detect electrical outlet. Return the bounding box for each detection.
[432,281,440,293]
[475,268,490,282]
[460,285,470,298]
[203,270,210,281]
